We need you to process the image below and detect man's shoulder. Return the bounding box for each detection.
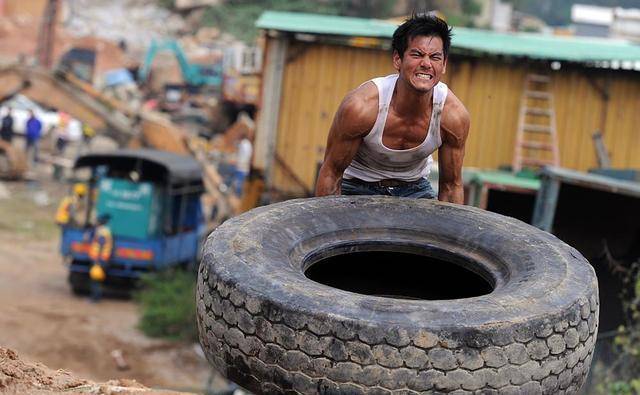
[338,81,379,132]
[442,90,470,132]
[344,81,378,110]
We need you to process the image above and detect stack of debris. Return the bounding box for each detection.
[0,347,192,395]
[64,0,185,53]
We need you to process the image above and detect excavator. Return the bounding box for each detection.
[0,63,241,221]
[139,39,223,89]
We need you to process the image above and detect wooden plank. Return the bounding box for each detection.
[526,108,552,116]
[523,124,552,133]
[591,131,611,168]
[528,74,551,83]
[525,91,551,99]
[478,184,489,210]
[274,153,312,196]
[521,158,555,166]
[521,141,554,150]
[254,37,288,181]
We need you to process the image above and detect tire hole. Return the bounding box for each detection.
[304,250,493,300]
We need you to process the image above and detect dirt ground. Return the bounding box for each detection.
[0,168,226,394]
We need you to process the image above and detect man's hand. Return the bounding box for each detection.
[315,84,377,196]
[438,91,470,204]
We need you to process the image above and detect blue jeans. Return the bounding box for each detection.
[26,139,39,163]
[341,178,436,199]
[233,169,248,196]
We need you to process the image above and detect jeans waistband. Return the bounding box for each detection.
[345,178,421,188]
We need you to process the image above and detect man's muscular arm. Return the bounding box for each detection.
[438,92,470,204]
[315,85,377,196]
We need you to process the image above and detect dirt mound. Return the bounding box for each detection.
[0,347,189,394]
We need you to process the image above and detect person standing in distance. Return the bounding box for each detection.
[315,13,470,204]
[25,110,43,165]
[0,107,14,143]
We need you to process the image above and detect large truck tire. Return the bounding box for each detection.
[197,197,598,394]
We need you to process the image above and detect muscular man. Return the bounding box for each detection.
[315,14,470,204]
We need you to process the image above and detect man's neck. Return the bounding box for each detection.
[392,78,434,117]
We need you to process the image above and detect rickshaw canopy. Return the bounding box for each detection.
[74,149,204,193]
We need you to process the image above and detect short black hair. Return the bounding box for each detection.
[392,13,453,59]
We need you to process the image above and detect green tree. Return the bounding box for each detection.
[157,0,175,9]
[446,0,482,27]
[461,0,481,16]
[202,0,397,43]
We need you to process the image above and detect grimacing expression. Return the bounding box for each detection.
[393,35,447,93]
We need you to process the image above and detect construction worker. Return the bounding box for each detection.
[55,183,88,227]
[316,14,470,203]
[81,123,95,153]
[88,213,112,302]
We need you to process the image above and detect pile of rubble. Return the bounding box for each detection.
[0,347,191,394]
[64,0,185,53]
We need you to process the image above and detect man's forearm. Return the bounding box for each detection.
[438,183,464,204]
[315,167,342,196]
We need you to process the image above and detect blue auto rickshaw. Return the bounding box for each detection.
[59,149,205,294]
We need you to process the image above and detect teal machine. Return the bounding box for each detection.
[60,149,205,294]
[138,39,222,88]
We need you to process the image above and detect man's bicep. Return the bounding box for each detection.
[322,98,369,173]
[323,131,361,175]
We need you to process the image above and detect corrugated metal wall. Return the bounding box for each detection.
[269,41,640,193]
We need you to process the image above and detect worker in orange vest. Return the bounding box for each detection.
[55,183,87,227]
[88,213,112,302]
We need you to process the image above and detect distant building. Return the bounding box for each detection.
[174,0,220,10]
[571,4,613,38]
[475,0,512,32]
[572,4,640,41]
[612,7,640,41]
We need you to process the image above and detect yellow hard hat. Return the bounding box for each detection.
[89,263,106,282]
[73,183,87,196]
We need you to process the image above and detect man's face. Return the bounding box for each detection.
[393,35,447,93]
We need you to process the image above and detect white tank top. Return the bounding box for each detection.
[343,74,448,182]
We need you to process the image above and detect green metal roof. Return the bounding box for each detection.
[257,11,397,38]
[256,11,640,63]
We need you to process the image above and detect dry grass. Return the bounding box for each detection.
[0,183,63,241]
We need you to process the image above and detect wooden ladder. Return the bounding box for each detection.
[512,73,560,172]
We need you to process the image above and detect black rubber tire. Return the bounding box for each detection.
[196,196,599,394]
[69,271,90,296]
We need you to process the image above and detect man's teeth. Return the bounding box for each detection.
[417,73,432,80]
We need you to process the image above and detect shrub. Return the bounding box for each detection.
[135,269,198,342]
